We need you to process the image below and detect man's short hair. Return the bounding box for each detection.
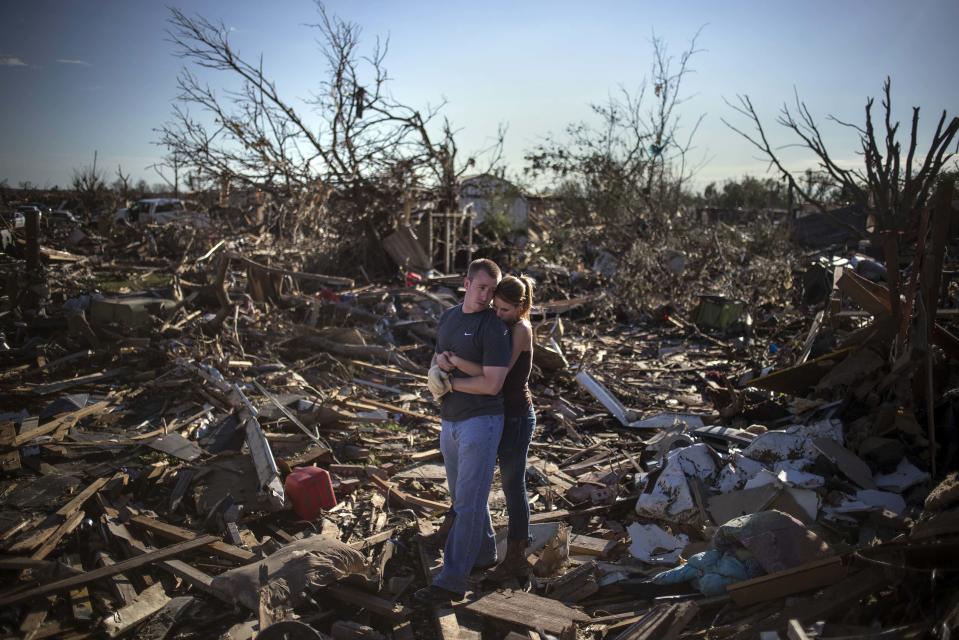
[467,258,501,281]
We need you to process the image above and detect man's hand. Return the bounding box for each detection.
[427,365,452,400]
[435,351,455,373]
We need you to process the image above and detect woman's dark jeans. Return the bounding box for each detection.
[498,406,536,543]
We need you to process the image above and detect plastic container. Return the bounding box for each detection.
[285,467,337,520]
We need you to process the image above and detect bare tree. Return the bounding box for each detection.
[724,78,958,356]
[723,78,958,234]
[525,28,707,249]
[71,150,111,215]
[112,165,132,205]
[158,3,502,272]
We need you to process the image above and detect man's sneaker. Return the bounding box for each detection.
[412,585,464,606]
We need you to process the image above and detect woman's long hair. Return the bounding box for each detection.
[495,275,535,321]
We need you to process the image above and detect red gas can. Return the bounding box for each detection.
[285,467,337,520]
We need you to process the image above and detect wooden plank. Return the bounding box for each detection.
[65,555,94,622]
[416,519,461,640]
[569,534,618,558]
[19,596,54,640]
[30,510,84,560]
[727,556,846,606]
[0,422,21,473]
[14,401,111,446]
[56,477,109,517]
[746,348,854,394]
[611,601,697,640]
[0,556,80,574]
[786,620,810,640]
[349,528,396,551]
[411,448,442,462]
[128,515,254,564]
[324,583,413,621]
[370,474,450,513]
[345,398,439,424]
[136,595,194,640]
[464,589,589,636]
[25,370,125,396]
[101,582,171,638]
[0,535,217,607]
[529,504,614,524]
[285,446,332,468]
[95,551,137,606]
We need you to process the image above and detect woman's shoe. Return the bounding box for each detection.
[484,539,531,582]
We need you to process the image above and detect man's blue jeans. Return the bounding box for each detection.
[433,413,503,595]
[499,407,536,543]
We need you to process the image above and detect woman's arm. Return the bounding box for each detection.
[448,322,533,375]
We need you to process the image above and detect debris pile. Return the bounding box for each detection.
[0,189,957,639]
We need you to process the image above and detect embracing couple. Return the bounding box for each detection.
[414,258,536,605]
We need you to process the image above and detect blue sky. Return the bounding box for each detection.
[1,0,957,191]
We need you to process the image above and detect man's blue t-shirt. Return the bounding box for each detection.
[435,304,511,421]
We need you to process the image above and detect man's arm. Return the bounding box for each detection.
[450,365,509,396]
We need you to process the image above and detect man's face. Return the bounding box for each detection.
[463,269,498,312]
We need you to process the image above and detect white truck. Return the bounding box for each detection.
[115,198,207,226]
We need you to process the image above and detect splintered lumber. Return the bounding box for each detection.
[226,253,354,287]
[349,528,396,551]
[747,348,854,394]
[101,582,171,638]
[611,601,698,640]
[345,398,440,424]
[96,551,137,606]
[56,477,109,517]
[369,474,450,513]
[463,589,590,636]
[569,534,619,558]
[137,596,194,640]
[0,535,217,607]
[529,504,615,524]
[65,555,93,622]
[0,422,20,473]
[727,555,846,606]
[19,596,54,640]
[14,400,112,446]
[128,515,254,564]
[415,519,461,640]
[324,584,412,621]
[30,510,84,560]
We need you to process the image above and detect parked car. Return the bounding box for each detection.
[1,211,25,229]
[15,205,44,224]
[46,210,80,227]
[115,198,185,224]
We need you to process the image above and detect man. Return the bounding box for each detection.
[413,258,511,605]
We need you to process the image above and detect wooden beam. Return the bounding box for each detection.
[463,589,590,636]
[95,551,137,606]
[127,515,254,565]
[56,477,109,517]
[14,401,111,446]
[30,510,84,561]
[0,535,217,607]
[369,474,450,513]
[65,555,93,622]
[102,582,171,638]
[324,584,413,621]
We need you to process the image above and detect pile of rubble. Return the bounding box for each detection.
[0,198,957,639]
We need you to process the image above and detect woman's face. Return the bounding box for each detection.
[493,296,521,325]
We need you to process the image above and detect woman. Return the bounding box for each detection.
[441,274,536,581]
